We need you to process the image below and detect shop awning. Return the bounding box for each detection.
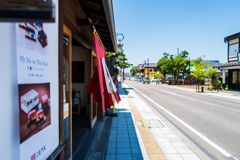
[78,0,118,55]
[218,61,240,69]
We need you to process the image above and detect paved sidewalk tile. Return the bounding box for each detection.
[106,154,115,160]
[105,84,144,160]
[106,84,200,160]
[124,83,200,160]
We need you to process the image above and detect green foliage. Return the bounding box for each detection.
[105,51,114,58]
[184,73,189,80]
[157,51,190,83]
[207,80,222,91]
[115,49,129,70]
[217,80,222,90]
[190,56,210,81]
[207,67,217,77]
[208,85,215,91]
[130,66,140,76]
[174,51,190,75]
[205,78,211,83]
[156,52,170,76]
[154,72,163,79]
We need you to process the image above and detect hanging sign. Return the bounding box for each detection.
[16,22,52,160]
[238,52,240,63]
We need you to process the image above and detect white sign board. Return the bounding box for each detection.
[16,23,52,160]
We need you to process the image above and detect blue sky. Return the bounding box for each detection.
[113,0,240,71]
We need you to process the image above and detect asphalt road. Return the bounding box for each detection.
[125,81,240,160]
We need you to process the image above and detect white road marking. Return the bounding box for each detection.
[161,89,215,106]
[128,84,236,159]
[160,84,240,102]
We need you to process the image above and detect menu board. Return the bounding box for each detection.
[16,23,52,160]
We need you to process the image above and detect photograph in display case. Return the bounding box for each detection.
[17,22,49,55]
[18,83,51,144]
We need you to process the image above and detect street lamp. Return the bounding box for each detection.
[116,33,124,50]
[116,33,125,81]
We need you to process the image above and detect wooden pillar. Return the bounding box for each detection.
[63,24,72,158]
[58,0,64,159]
[89,50,93,129]
[97,103,103,120]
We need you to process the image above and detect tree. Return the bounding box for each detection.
[115,49,129,81]
[154,71,163,79]
[190,56,210,92]
[105,51,114,58]
[206,67,217,89]
[173,51,190,84]
[130,66,140,76]
[157,51,190,84]
[157,52,171,81]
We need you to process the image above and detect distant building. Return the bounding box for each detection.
[137,63,159,78]
[123,73,130,77]
[204,60,227,77]
[219,32,240,89]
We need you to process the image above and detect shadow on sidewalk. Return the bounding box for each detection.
[105,83,144,160]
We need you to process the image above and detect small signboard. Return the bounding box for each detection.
[238,52,240,63]
[74,98,79,104]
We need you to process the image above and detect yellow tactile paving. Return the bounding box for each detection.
[149,154,166,160]
[145,142,159,148]
[123,84,167,160]
[146,147,163,154]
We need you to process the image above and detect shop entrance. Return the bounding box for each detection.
[62,24,100,160]
[71,36,91,158]
[229,69,240,89]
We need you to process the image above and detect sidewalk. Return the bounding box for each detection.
[105,84,201,160]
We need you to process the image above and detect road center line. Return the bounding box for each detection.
[128,84,235,159]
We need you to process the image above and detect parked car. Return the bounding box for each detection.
[137,77,142,82]
[142,77,150,84]
[133,77,137,81]
[150,78,158,82]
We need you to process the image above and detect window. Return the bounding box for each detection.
[150,69,152,72]
[229,39,239,60]
[238,71,240,85]
[232,71,237,84]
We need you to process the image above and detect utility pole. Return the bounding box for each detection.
[123,68,124,83]
[147,58,149,78]
[177,48,179,84]
[189,57,191,86]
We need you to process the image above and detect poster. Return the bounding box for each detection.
[16,23,51,160]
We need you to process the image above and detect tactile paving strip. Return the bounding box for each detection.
[124,85,166,160]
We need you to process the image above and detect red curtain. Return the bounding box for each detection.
[86,67,101,103]
[86,34,121,113]
[86,34,106,113]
